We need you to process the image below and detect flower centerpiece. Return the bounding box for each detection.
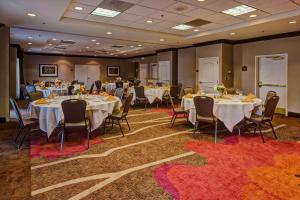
[214,84,226,97]
[115,77,122,82]
[55,79,62,88]
[75,85,87,97]
[39,81,46,89]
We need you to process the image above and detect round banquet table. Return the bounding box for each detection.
[30,95,122,138]
[181,94,263,132]
[36,86,68,97]
[144,87,169,104]
[102,82,129,92]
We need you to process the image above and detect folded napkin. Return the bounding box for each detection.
[221,95,231,100]
[35,98,48,104]
[243,93,256,102]
[48,93,55,99]
[184,93,193,99]
[105,96,116,102]
[100,92,109,97]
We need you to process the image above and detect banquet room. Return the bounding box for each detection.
[1,0,300,199]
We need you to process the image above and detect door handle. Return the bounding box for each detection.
[258,82,286,87]
[200,81,213,84]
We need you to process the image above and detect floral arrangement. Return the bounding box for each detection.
[39,81,46,89]
[54,79,62,88]
[214,84,226,96]
[115,77,122,82]
[75,85,87,95]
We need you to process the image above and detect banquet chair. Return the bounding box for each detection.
[134,86,149,109]
[71,80,78,85]
[21,84,30,100]
[264,91,277,108]
[103,93,133,136]
[32,80,39,84]
[89,83,95,94]
[169,92,189,127]
[177,83,183,99]
[28,91,44,102]
[9,97,39,149]
[183,87,194,95]
[226,88,236,95]
[60,99,91,152]
[244,96,279,143]
[193,96,219,143]
[68,85,74,95]
[95,80,102,93]
[114,88,124,100]
[156,82,163,87]
[116,81,123,88]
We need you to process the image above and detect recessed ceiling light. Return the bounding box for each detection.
[106,32,112,35]
[249,14,257,18]
[194,29,199,32]
[230,32,236,36]
[130,45,134,48]
[136,51,139,53]
[172,24,194,30]
[91,7,120,18]
[96,42,100,45]
[91,39,96,42]
[48,43,53,46]
[289,20,297,24]
[124,54,127,56]
[160,38,165,42]
[28,42,32,45]
[75,7,83,11]
[27,36,33,39]
[146,20,153,23]
[138,44,142,47]
[27,13,36,17]
[86,46,90,48]
[52,38,57,41]
[222,5,256,16]
[197,0,206,2]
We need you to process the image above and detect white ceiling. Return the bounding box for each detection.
[1,0,300,57]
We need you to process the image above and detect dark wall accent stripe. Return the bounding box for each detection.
[288,112,300,118]
[128,53,157,59]
[193,39,234,47]
[156,48,178,53]
[24,52,128,60]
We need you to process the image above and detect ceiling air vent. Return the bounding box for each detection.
[97,0,134,12]
[60,40,75,45]
[111,45,125,48]
[185,19,211,27]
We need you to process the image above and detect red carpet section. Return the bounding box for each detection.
[31,132,103,159]
[154,137,300,200]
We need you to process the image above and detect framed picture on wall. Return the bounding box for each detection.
[107,66,120,77]
[39,64,58,77]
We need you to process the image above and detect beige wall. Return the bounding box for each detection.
[222,44,234,88]
[233,36,300,113]
[23,54,136,83]
[178,47,196,88]
[0,26,10,121]
[157,51,177,85]
[9,47,18,98]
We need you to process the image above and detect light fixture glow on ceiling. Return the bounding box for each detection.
[160,38,165,42]
[91,39,96,42]
[289,20,297,24]
[197,0,206,2]
[138,44,142,47]
[28,42,32,45]
[146,20,153,23]
[27,36,33,39]
[75,7,83,11]
[91,7,120,18]
[249,14,257,18]
[27,13,36,17]
[230,32,236,35]
[172,24,194,30]
[106,32,112,35]
[222,5,256,16]
[194,29,199,32]
[52,38,57,41]
[96,42,100,45]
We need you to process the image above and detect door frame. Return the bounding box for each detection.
[197,57,220,91]
[254,53,288,116]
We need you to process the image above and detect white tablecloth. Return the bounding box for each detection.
[30,95,122,137]
[36,87,68,97]
[102,82,129,92]
[181,95,263,132]
[144,87,169,103]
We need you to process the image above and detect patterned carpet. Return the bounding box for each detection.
[1,106,300,200]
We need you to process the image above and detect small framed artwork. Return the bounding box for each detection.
[39,64,58,77]
[107,66,120,77]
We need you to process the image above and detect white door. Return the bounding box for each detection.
[198,57,219,93]
[158,61,170,84]
[257,54,287,115]
[139,64,147,85]
[75,65,100,89]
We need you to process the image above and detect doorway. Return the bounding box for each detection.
[255,54,288,115]
[198,57,219,93]
[74,65,100,89]
[139,64,147,85]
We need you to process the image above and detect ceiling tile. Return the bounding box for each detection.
[115,13,143,21]
[64,11,88,19]
[146,10,178,20]
[137,0,177,9]
[179,0,218,7]
[85,14,111,23]
[135,17,162,25]
[200,23,223,30]
[68,3,96,14]
[155,20,178,28]
[237,10,269,20]
[127,22,149,29]
[108,18,132,26]
[164,2,198,14]
[168,15,194,24]
[72,0,103,6]
[125,5,156,16]
[184,7,216,18]
[204,0,241,12]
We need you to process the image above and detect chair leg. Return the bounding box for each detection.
[193,121,199,138]
[18,127,30,149]
[125,117,130,131]
[87,128,90,149]
[60,129,65,152]
[269,121,278,139]
[170,115,175,127]
[214,121,218,144]
[111,119,114,130]
[171,115,177,127]
[117,120,124,136]
[258,126,265,143]
[15,128,23,144]
[103,118,107,134]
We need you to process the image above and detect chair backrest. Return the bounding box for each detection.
[114,88,124,100]
[264,91,277,107]
[9,97,24,128]
[183,87,194,95]
[61,99,87,123]
[264,96,279,120]
[134,86,145,98]
[226,88,236,95]
[71,80,78,85]
[68,85,74,95]
[115,81,123,88]
[32,80,39,84]
[134,80,141,87]
[95,80,102,93]
[168,92,176,112]
[28,91,44,102]
[193,96,214,119]
[45,81,51,87]
[169,85,179,98]
[20,84,29,99]
[89,83,95,94]
[122,93,133,116]
[157,82,163,87]
[26,85,36,93]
